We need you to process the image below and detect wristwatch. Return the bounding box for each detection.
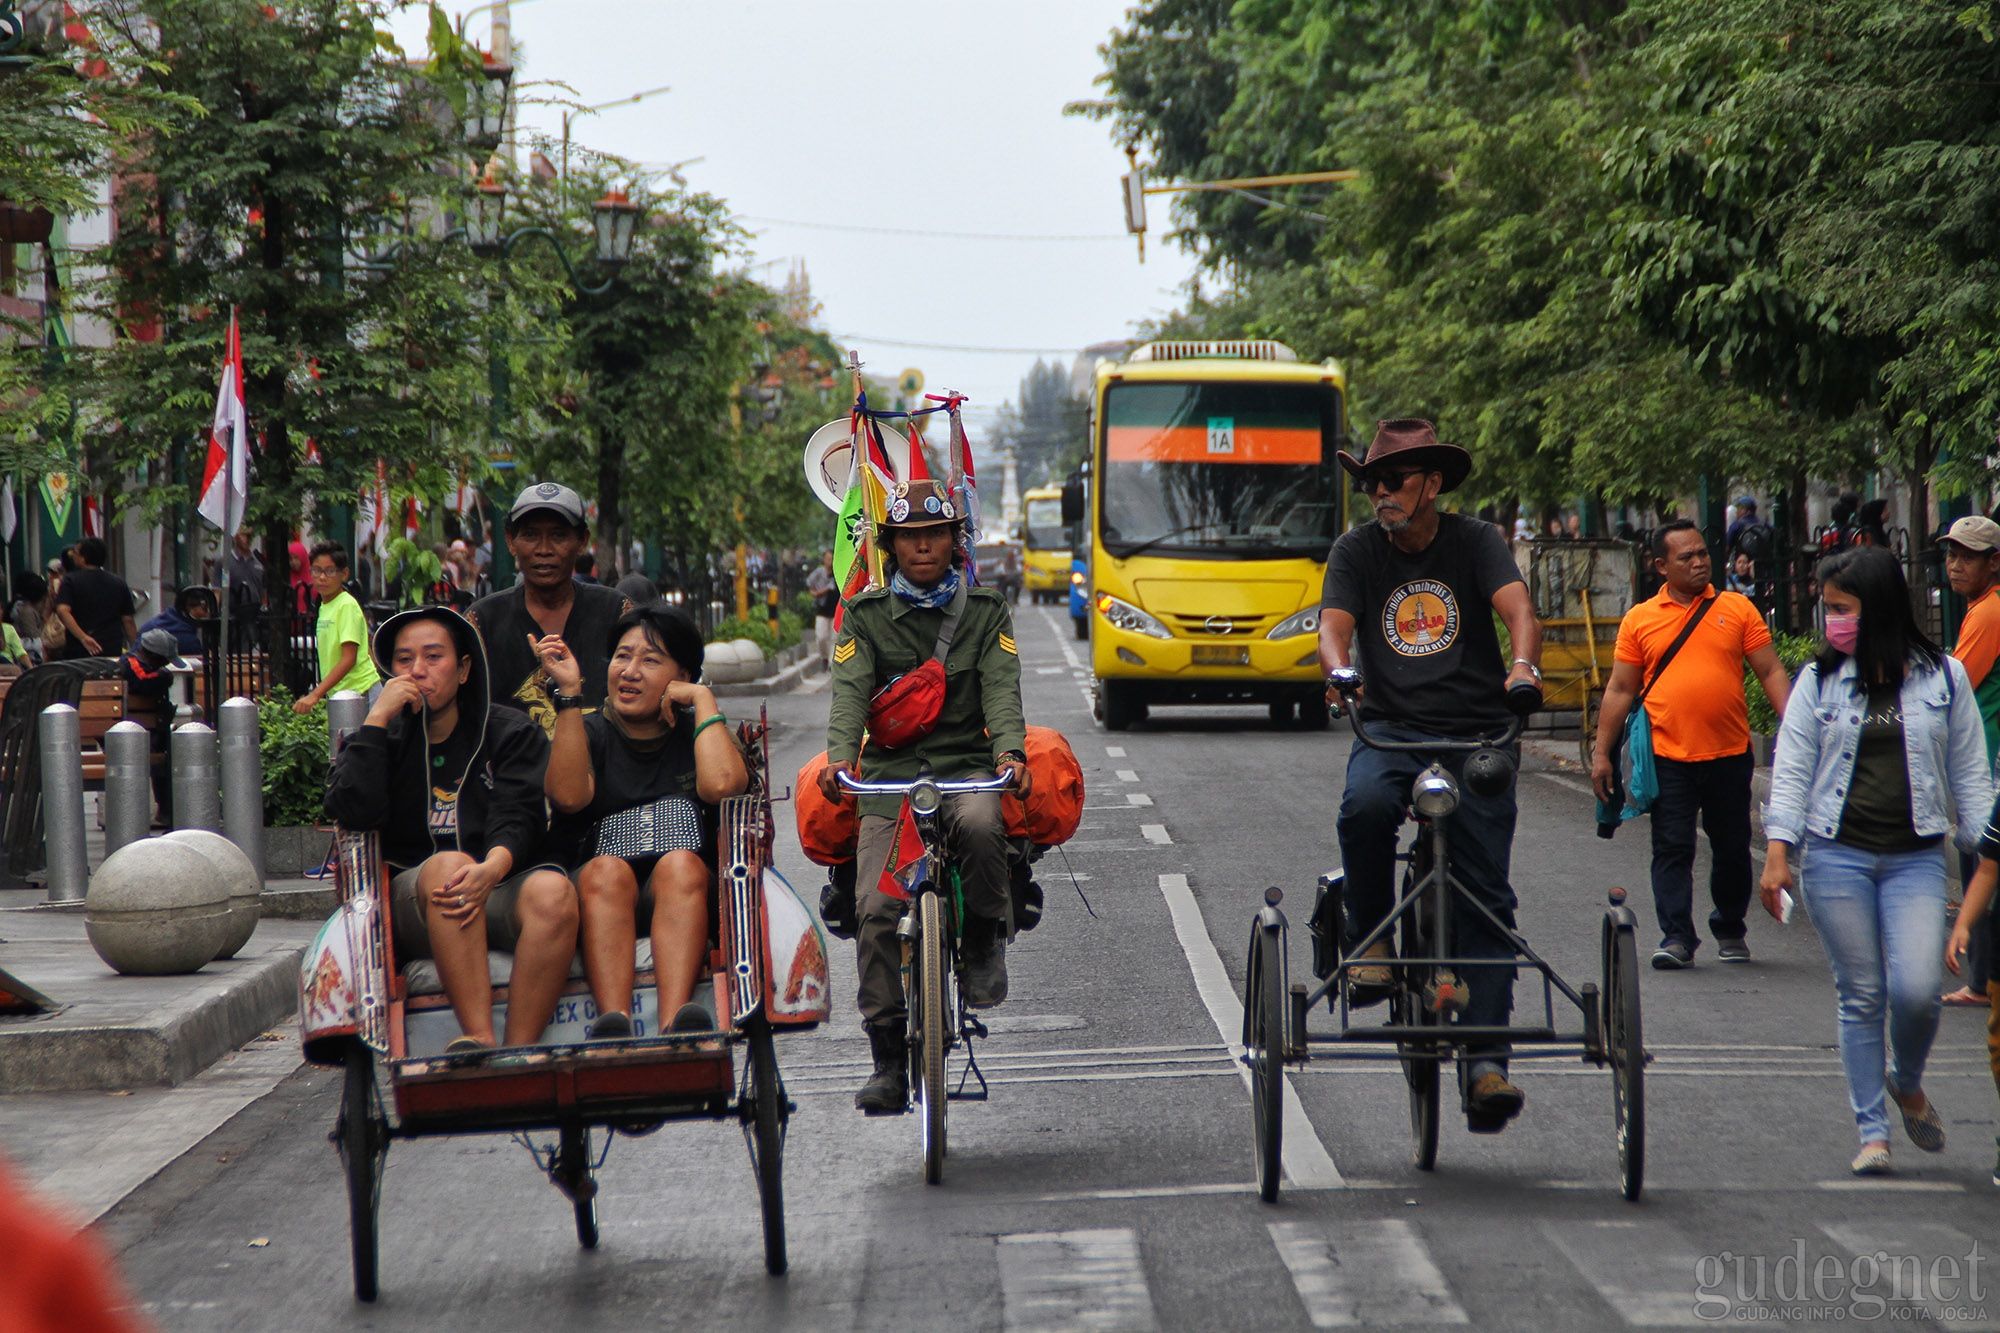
[1512,659,1543,683]
[552,692,587,712]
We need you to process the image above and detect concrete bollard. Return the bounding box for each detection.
[38,703,86,903]
[219,698,264,878]
[327,691,367,752]
[103,721,153,856]
[171,722,223,833]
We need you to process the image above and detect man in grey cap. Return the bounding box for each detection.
[1942,514,2000,1005]
[466,482,633,736]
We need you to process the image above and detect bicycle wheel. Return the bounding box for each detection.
[918,890,948,1185]
[556,1124,598,1249]
[1604,913,1645,1201]
[745,1015,789,1275]
[1246,920,1285,1202]
[1396,865,1440,1171]
[336,1044,387,1302]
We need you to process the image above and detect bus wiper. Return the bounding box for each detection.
[1114,524,1225,558]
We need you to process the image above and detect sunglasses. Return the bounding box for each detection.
[1359,468,1428,494]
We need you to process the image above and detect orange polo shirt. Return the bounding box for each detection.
[1613,586,1771,762]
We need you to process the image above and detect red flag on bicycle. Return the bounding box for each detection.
[875,800,928,902]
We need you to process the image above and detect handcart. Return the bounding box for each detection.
[1523,539,1639,765]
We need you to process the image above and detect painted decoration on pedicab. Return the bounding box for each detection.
[300,901,361,1064]
[762,867,830,1025]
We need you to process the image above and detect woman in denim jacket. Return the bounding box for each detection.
[1762,549,1994,1175]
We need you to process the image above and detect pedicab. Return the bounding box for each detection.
[298,711,830,1301]
[1522,538,1640,765]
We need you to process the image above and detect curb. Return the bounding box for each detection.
[0,943,306,1094]
[711,656,827,698]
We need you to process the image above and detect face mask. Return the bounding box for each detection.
[1825,611,1861,654]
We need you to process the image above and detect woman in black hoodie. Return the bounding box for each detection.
[324,607,578,1052]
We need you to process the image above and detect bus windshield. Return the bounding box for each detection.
[1024,497,1066,550]
[1098,380,1343,559]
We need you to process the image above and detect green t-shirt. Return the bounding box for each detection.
[316,590,381,695]
[1,623,25,664]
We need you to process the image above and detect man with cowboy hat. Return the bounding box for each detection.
[820,477,1030,1114]
[1319,418,1545,1133]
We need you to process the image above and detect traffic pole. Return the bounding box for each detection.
[103,720,152,856]
[171,721,223,833]
[219,697,263,876]
[38,703,86,903]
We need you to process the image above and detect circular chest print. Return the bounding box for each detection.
[1382,580,1460,656]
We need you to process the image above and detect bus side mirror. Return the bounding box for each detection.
[1061,478,1084,525]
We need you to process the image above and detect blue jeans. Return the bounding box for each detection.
[1337,720,1518,1070]
[1650,750,1754,951]
[1801,836,1948,1145]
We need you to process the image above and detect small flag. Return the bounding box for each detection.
[875,800,930,901]
[197,309,250,534]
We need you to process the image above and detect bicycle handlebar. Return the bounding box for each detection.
[834,772,1016,796]
[1325,668,1528,754]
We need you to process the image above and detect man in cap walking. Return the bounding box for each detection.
[1942,514,2000,1004]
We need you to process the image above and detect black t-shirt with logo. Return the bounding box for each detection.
[1321,513,1524,735]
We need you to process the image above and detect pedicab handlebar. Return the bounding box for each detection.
[1324,667,1535,754]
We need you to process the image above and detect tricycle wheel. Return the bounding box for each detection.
[335,1043,388,1302]
[1604,912,1645,1201]
[555,1124,598,1249]
[1396,866,1440,1171]
[917,890,949,1185]
[745,1015,789,1276]
[1245,919,1285,1202]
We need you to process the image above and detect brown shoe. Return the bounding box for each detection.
[1348,939,1394,988]
[1466,1071,1524,1129]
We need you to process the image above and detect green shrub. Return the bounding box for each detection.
[259,687,332,827]
[776,609,803,650]
[1746,633,1818,735]
[710,616,777,658]
[792,591,816,621]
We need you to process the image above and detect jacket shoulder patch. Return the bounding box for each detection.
[833,639,857,663]
[998,634,1017,655]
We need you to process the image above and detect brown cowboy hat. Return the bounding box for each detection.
[1335,419,1473,494]
[876,478,962,532]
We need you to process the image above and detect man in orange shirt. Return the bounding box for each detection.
[1942,514,2000,1005]
[1591,520,1793,968]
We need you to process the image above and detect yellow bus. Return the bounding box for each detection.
[1019,484,1071,603]
[1064,340,1349,730]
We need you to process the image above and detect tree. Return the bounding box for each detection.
[992,360,1089,487]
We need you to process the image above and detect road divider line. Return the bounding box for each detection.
[1269,1219,1469,1327]
[1117,769,1139,782]
[1158,872,1343,1189]
[1535,772,1595,797]
[997,1227,1158,1333]
[1038,605,1086,673]
[1542,1218,1715,1327]
[1141,824,1172,845]
[1127,793,1154,806]
[1106,746,1127,757]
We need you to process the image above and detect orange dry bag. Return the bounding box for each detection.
[1002,726,1085,846]
[795,751,858,865]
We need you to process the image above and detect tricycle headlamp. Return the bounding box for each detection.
[1267,608,1321,640]
[909,778,942,818]
[1093,593,1173,640]
[1411,768,1459,819]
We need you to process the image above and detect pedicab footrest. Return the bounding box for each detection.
[391,1037,735,1134]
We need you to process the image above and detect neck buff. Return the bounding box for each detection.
[890,566,961,610]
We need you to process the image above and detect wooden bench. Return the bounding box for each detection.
[0,670,215,788]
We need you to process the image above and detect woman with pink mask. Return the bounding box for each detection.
[1762,547,1993,1175]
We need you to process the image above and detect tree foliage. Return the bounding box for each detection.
[992,360,1089,488]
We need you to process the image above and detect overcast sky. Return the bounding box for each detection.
[384,0,1199,438]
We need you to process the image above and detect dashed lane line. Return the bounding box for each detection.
[1141,824,1172,845]
[997,1228,1159,1333]
[1157,872,1344,1189]
[1126,793,1154,806]
[1269,1219,1470,1328]
[1105,746,1127,757]
[1116,769,1139,782]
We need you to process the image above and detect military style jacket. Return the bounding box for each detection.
[827,582,1027,819]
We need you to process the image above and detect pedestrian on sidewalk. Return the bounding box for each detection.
[1939,515,2000,1006]
[292,542,382,714]
[1761,547,1992,1176]
[806,551,837,666]
[1590,519,1793,968]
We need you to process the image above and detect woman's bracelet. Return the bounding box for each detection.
[691,712,727,741]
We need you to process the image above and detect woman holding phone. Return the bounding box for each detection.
[1761,547,1993,1174]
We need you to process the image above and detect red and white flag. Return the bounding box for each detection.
[197,309,250,534]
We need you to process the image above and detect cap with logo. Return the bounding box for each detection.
[507,481,587,530]
[1942,515,2000,553]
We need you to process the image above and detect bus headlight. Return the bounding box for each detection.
[1411,767,1458,819]
[1094,593,1173,639]
[1267,608,1320,639]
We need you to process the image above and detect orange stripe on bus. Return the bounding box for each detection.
[1105,424,1321,464]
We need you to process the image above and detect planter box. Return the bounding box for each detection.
[263,825,332,876]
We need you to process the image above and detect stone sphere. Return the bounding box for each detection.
[85,838,229,975]
[703,641,745,684]
[162,829,262,960]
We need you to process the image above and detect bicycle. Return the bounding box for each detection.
[1243,667,1647,1201]
[836,766,1016,1184]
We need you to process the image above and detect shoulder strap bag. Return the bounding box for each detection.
[1600,593,1717,831]
[866,580,967,750]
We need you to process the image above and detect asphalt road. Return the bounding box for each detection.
[102,603,2000,1331]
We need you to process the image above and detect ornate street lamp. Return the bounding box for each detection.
[591,189,639,267]
[466,168,507,256]
[463,52,513,154]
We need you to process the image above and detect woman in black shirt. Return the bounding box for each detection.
[539,604,748,1037]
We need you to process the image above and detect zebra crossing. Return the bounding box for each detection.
[993,1215,2000,1330]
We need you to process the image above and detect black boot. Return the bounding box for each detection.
[855,1022,908,1114]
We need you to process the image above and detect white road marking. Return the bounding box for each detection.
[1141,824,1173,845]
[1035,665,1065,675]
[1126,793,1155,807]
[1269,1219,1468,1327]
[1815,1180,1966,1193]
[1822,1221,1991,1321]
[1106,746,1127,757]
[1117,769,1140,782]
[1039,604,1086,672]
[1157,872,1343,1188]
[1542,1219,1711,1327]
[1536,772,1596,797]
[997,1228,1159,1333]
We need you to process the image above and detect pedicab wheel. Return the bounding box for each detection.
[918,890,949,1186]
[1395,889,1440,1171]
[335,1043,387,1302]
[1604,913,1645,1201]
[556,1124,598,1249]
[744,1014,789,1276]
[1245,920,1285,1202]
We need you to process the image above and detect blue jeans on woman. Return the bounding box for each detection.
[1801,835,1948,1145]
